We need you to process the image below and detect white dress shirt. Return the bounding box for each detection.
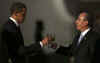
[78,28,90,45]
[9,17,19,27]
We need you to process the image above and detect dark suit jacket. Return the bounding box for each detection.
[1,19,42,63]
[56,29,100,63]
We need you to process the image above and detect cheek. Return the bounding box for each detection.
[17,17,24,24]
[75,21,83,30]
[19,16,24,21]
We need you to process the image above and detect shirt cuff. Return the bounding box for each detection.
[40,41,43,47]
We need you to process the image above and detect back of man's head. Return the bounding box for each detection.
[10,2,26,15]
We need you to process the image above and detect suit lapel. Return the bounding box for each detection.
[72,33,80,54]
[17,26,24,45]
[76,29,92,51]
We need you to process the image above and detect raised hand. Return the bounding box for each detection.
[41,33,55,45]
[41,36,49,45]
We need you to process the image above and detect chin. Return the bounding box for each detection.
[19,20,24,24]
[76,27,81,31]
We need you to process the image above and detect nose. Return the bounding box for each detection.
[75,20,78,25]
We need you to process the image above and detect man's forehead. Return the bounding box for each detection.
[79,12,87,17]
[77,12,87,20]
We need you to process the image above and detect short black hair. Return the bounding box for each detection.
[10,2,26,14]
[79,10,95,28]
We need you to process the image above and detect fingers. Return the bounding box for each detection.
[42,37,49,45]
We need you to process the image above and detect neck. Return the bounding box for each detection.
[80,26,89,32]
[11,15,19,24]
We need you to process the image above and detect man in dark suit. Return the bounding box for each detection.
[56,11,100,63]
[1,2,50,63]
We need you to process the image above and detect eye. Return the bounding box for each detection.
[77,18,80,21]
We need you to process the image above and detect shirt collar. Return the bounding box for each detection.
[9,17,19,26]
[81,28,90,37]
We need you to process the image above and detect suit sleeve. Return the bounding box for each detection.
[18,42,43,55]
[56,45,71,56]
[92,38,100,63]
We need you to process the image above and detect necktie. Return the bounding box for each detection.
[77,34,84,46]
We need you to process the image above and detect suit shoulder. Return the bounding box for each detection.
[91,30,100,39]
[92,30,100,36]
[2,20,16,32]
